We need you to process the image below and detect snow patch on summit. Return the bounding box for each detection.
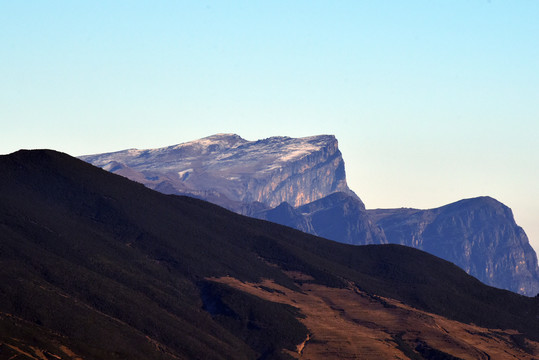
[80,134,355,208]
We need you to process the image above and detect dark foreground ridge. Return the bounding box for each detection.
[1,150,538,359]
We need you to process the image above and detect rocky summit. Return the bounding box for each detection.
[369,197,539,296]
[80,134,358,211]
[81,134,539,296]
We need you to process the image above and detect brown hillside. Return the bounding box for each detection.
[210,274,539,360]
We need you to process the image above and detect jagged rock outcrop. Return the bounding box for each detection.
[80,134,358,210]
[369,197,539,296]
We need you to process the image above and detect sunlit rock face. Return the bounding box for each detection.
[80,134,358,210]
[369,197,539,296]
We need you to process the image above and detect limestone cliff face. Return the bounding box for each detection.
[369,197,539,296]
[243,136,354,208]
[80,134,357,210]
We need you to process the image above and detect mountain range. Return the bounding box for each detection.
[2,149,539,359]
[81,134,539,296]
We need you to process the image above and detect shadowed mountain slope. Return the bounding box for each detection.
[255,192,386,245]
[1,150,539,359]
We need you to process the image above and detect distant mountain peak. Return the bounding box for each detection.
[80,134,356,209]
[369,196,539,296]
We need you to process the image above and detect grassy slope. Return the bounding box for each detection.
[0,150,538,359]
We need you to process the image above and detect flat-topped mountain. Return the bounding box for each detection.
[80,133,358,210]
[2,149,539,359]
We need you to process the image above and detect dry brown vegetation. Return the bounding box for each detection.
[209,275,539,360]
[2,150,538,359]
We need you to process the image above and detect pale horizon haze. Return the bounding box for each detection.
[2,1,538,253]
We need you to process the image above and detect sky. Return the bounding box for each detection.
[1,1,538,252]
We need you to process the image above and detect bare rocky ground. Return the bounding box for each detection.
[210,273,539,360]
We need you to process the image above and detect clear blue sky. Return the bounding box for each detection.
[2,1,538,251]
